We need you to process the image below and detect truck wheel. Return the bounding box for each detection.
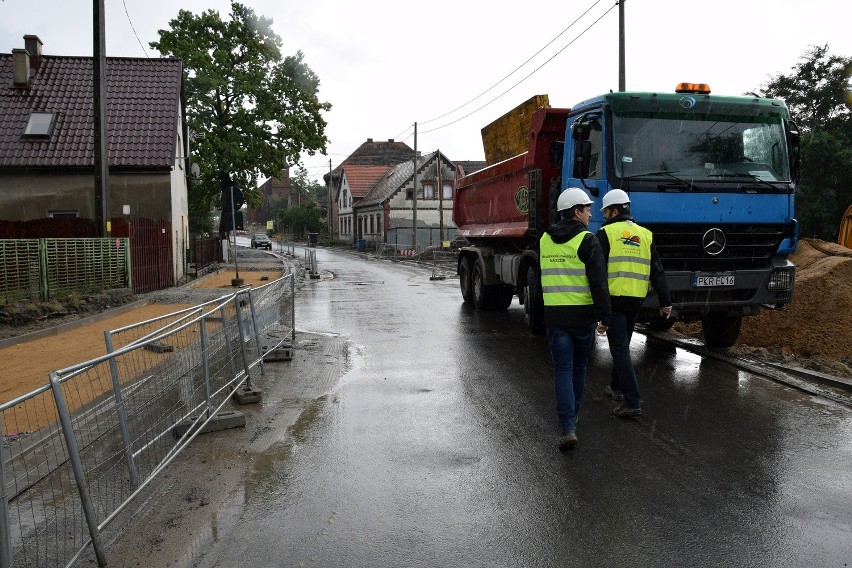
[646,319,676,331]
[471,258,492,310]
[490,286,514,310]
[524,266,545,334]
[701,313,742,348]
[459,256,474,304]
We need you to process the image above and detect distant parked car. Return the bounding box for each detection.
[250,233,273,250]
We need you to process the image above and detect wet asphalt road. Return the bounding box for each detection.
[195,246,852,568]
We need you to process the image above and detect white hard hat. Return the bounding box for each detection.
[557,187,594,212]
[601,189,631,211]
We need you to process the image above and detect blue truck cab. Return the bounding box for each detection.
[560,84,800,347]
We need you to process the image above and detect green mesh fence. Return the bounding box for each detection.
[0,238,130,303]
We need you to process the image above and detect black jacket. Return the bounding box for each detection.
[542,219,611,329]
[596,214,672,313]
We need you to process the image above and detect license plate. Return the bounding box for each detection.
[693,274,735,287]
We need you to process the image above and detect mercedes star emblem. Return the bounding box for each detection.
[702,228,726,256]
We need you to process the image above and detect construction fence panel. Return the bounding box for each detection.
[1,273,294,568]
[0,240,40,304]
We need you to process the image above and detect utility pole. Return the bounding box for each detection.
[437,149,444,245]
[230,185,241,285]
[328,158,333,238]
[618,0,626,92]
[412,122,418,251]
[93,0,110,236]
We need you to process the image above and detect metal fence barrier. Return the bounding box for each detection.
[303,249,319,279]
[429,250,458,280]
[373,245,457,277]
[0,273,295,568]
[375,243,417,258]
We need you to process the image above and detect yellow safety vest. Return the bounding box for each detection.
[540,231,593,306]
[603,220,652,298]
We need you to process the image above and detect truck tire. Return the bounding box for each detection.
[701,313,742,348]
[490,286,514,310]
[646,319,676,331]
[524,266,545,334]
[471,258,491,310]
[459,256,474,304]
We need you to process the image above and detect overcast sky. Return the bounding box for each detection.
[2,0,850,184]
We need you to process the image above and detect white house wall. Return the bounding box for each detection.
[337,175,354,243]
[170,125,189,281]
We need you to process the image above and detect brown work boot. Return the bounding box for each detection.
[559,431,578,450]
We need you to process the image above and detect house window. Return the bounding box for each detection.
[48,210,78,218]
[443,183,453,199]
[24,112,57,139]
[423,183,435,199]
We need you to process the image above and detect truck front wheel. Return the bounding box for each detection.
[524,266,545,334]
[701,313,742,348]
[459,256,474,304]
[471,258,491,309]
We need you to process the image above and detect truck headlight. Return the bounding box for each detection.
[767,267,795,291]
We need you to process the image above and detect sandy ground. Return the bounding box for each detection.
[0,266,285,435]
[673,238,852,373]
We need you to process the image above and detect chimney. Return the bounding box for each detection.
[367,138,373,143]
[388,139,394,143]
[24,35,43,60]
[12,48,30,87]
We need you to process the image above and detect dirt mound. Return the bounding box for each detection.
[737,239,852,360]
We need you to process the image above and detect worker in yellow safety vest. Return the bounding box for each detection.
[540,187,611,450]
[596,189,672,418]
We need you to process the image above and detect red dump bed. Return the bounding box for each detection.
[453,108,570,240]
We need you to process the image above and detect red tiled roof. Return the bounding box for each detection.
[0,54,183,169]
[343,165,391,198]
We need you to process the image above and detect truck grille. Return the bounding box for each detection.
[643,223,792,272]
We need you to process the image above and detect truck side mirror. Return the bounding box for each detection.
[573,140,591,179]
[786,120,801,186]
[572,122,590,141]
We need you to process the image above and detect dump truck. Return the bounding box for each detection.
[453,85,800,347]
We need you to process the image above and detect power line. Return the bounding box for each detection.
[123,0,150,58]
[419,0,603,126]
[421,2,618,135]
[302,2,614,170]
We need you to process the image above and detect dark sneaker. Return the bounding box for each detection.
[605,385,625,401]
[612,405,642,418]
[559,432,578,450]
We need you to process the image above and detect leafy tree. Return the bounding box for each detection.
[150,2,331,233]
[290,167,328,215]
[279,203,324,239]
[759,45,852,240]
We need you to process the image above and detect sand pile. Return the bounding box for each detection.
[737,238,852,360]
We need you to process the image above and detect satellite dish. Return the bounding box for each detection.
[191,163,201,178]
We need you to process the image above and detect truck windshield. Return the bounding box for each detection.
[612,113,791,183]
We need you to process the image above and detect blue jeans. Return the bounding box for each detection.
[546,325,595,434]
[606,309,641,408]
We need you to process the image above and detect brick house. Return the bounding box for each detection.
[248,169,293,228]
